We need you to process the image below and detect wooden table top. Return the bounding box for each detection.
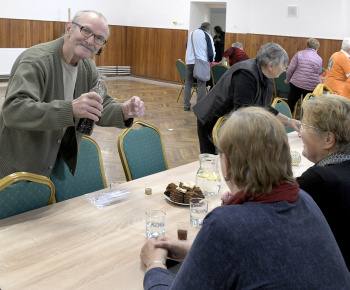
[0,131,312,289]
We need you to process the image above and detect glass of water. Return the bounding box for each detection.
[190,198,208,227]
[145,210,166,239]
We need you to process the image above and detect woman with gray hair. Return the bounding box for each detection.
[285,38,322,113]
[193,42,300,154]
[297,94,350,270]
[140,106,350,289]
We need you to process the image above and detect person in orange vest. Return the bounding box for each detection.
[324,37,350,95]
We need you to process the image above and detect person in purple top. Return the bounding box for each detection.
[140,106,350,290]
[285,38,323,112]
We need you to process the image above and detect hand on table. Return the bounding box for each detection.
[72,92,103,121]
[140,237,168,270]
[122,96,145,120]
[154,236,192,261]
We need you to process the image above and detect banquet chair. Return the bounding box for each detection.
[212,116,228,146]
[0,172,55,220]
[313,83,333,96]
[273,71,290,99]
[117,120,169,181]
[175,59,198,102]
[271,97,294,133]
[303,93,318,103]
[211,64,229,87]
[50,136,107,202]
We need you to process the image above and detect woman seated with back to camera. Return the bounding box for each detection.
[297,94,350,271]
[140,107,350,290]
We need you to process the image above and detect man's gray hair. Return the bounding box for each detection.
[232,42,243,50]
[71,10,110,40]
[341,37,350,51]
[200,22,211,30]
[256,42,289,68]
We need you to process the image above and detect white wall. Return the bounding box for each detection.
[0,0,349,39]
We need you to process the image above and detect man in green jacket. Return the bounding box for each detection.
[0,10,145,179]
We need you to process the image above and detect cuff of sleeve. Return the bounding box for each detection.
[143,268,175,290]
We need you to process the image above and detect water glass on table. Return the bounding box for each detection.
[190,198,208,227]
[145,210,166,239]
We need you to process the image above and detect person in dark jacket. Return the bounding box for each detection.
[297,94,350,270]
[193,42,300,154]
[140,106,350,289]
[213,26,225,62]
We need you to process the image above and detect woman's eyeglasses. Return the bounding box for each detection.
[299,123,324,132]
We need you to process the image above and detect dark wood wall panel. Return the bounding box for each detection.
[0,18,343,82]
[126,27,187,82]
[225,33,342,69]
[94,25,128,67]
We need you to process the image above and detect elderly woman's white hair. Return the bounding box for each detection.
[256,42,289,69]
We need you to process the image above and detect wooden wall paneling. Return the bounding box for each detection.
[223,32,342,71]
[0,18,344,82]
[95,25,127,67]
[126,27,187,82]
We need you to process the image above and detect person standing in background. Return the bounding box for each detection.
[213,26,225,62]
[183,22,215,111]
[220,42,249,67]
[193,42,300,154]
[324,37,350,95]
[285,38,322,113]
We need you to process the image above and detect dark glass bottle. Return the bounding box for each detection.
[76,75,107,136]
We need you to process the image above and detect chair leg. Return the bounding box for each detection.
[176,86,184,103]
[191,87,198,97]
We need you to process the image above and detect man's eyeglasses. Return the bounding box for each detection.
[300,123,324,132]
[72,22,107,46]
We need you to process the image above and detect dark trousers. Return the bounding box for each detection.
[287,83,313,113]
[197,119,216,154]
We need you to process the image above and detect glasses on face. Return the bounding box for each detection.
[72,22,107,46]
[300,123,324,132]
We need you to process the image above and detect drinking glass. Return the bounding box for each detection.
[177,222,188,240]
[145,210,166,239]
[190,198,208,227]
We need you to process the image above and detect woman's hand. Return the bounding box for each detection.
[140,238,168,270]
[221,190,233,205]
[154,236,192,261]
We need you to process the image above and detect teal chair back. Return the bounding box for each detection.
[271,97,294,133]
[117,120,169,181]
[273,71,290,99]
[211,64,228,86]
[50,136,107,202]
[175,59,198,102]
[0,172,55,220]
